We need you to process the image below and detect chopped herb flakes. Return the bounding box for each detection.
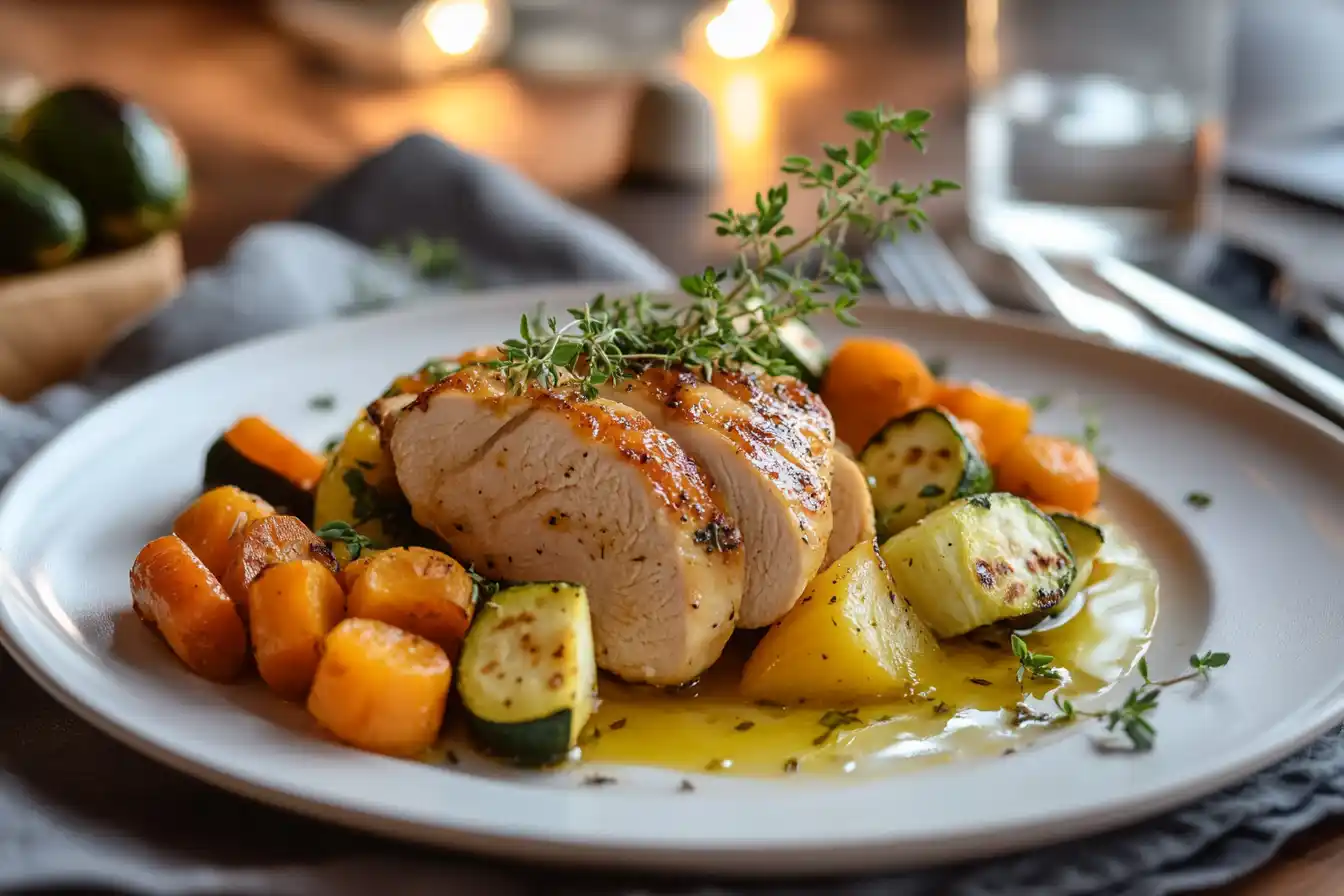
[1029,394,1053,411]
[918,484,946,499]
[813,708,862,745]
[1184,491,1212,510]
[783,758,799,773]
[308,393,336,411]
[583,774,617,787]
[678,780,696,793]
[734,721,755,732]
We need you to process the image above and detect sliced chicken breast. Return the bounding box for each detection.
[825,451,876,568]
[388,366,744,685]
[605,368,835,628]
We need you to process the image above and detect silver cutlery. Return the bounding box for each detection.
[1281,286,1344,356]
[999,242,1272,397]
[1093,256,1344,429]
[866,229,995,318]
[867,229,1344,430]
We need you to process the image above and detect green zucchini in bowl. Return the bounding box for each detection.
[860,407,993,539]
[879,493,1075,639]
[458,582,597,766]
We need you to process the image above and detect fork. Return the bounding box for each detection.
[866,229,996,317]
[866,228,1271,396]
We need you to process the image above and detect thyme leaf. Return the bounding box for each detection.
[495,106,956,395]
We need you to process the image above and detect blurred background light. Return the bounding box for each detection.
[422,0,492,56]
[691,0,795,60]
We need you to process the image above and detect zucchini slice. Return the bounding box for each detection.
[879,493,1075,639]
[860,408,993,539]
[204,417,325,519]
[776,318,828,389]
[1049,512,1105,614]
[458,582,597,767]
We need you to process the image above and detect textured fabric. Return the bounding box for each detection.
[0,133,1340,896]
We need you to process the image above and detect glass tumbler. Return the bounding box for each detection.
[966,0,1232,260]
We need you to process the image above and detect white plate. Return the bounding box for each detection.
[3,283,1344,876]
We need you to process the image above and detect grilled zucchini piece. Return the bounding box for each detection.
[458,582,597,766]
[861,407,993,538]
[879,493,1074,639]
[1049,511,1105,614]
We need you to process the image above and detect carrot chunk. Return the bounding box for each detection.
[934,381,1033,465]
[821,338,936,449]
[346,547,474,659]
[249,558,346,700]
[307,618,452,757]
[996,434,1101,515]
[130,535,248,682]
[172,486,274,579]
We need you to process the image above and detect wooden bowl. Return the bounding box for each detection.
[0,233,184,401]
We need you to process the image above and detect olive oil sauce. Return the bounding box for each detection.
[578,524,1157,777]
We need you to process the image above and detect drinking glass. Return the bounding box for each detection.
[965,0,1232,260]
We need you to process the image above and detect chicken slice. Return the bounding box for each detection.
[825,451,876,568]
[388,365,744,685]
[605,368,835,628]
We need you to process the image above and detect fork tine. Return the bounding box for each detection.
[914,229,995,317]
[872,239,938,312]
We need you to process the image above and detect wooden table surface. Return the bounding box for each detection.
[2,1,1343,892]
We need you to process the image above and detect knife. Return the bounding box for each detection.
[1092,257,1344,430]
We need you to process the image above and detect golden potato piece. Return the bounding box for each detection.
[740,539,936,703]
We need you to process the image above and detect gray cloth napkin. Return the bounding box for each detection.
[1,134,1342,896]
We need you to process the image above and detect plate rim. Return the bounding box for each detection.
[4,281,1344,875]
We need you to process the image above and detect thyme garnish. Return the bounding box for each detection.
[314,520,375,561]
[495,107,957,396]
[1011,633,1062,684]
[1052,652,1231,751]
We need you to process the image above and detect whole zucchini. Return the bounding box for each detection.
[13,85,189,248]
[0,153,85,273]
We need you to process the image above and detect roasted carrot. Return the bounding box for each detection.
[995,434,1101,515]
[346,547,474,659]
[307,618,452,757]
[934,381,1033,465]
[210,416,327,492]
[130,535,248,682]
[172,486,275,579]
[220,515,337,617]
[248,558,347,700]
[339,553,377,592]
[821,338,936,450]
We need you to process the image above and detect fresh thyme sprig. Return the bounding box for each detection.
[314,520,375,561]
[1052,651,1231,751]
[1011,633,1062,684]
[496,106,959,396]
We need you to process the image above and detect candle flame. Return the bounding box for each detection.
[705,0,780,60]
[423,0,491,56]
